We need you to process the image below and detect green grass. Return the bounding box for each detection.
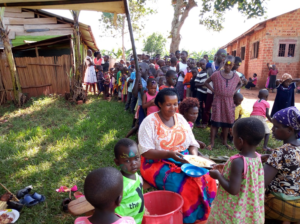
[0,95,282,224]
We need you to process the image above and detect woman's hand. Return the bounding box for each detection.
[196,140,206,149]
[209,170,220,180]
[169,151,187,163]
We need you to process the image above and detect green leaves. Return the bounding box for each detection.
[143,33,167,56]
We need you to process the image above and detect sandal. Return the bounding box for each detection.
[56,185,77,193]
[206,145,213,150]
[16,185,33,199]
[74,191,84,199]
[7,200,24,212]
[61,198,72,213]
[19,194,39,207]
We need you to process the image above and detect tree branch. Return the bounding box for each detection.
[178,0,197,30]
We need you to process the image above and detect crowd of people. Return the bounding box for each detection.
[78,48,300,224]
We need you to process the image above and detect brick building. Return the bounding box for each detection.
[221,8,300,88]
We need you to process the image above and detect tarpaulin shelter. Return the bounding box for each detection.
[0,0,140,79]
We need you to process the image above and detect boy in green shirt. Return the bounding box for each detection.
[114,139,144,224]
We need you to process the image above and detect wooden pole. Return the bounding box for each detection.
[124,0,140,96]
[35,46,39,57]
[0,7,23,106]
[71,10,81,86]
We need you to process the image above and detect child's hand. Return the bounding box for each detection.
[196,140,206,149]
[209,170,220,180]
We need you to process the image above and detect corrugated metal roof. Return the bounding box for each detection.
[221,8,300,49]
[0,1,125,14]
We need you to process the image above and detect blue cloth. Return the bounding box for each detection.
[271,83,296,117]
[130,71,136,80]
[138,106,146,125]
[206,62,212,70]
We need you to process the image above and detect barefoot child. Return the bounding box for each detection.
[271,73,300,116]
[250,89,272,151]
[114,139,144,224]
[74,167,136,224]
[208,117,265,223]
[142,79,159,116]
[84,49,97,95]
[183,59,195,98]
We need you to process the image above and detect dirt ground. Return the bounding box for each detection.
[240,88,300,114]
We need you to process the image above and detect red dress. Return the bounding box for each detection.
[211,71,240,128]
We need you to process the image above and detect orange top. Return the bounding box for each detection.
[183,72,193,88]
[159,85,174,91]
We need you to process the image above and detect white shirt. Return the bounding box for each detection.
[178,62,188,82]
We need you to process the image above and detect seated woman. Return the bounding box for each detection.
[138,88,217,223]
[264,106,300,223]
[245,73,258,89]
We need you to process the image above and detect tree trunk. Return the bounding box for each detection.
[170,0,197,53]
[71,10,81,85]
[121,15,126,61]
[0,8,23,106]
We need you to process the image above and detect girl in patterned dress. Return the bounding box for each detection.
[208,117,266,224]
[204,55,242,150]
[84,49,97,95]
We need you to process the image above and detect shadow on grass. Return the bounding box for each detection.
[0,95,134,224]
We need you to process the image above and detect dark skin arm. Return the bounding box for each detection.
[204,77,214,93]
[234,79,243,94]
[266,108,272,123]
[142,150,187,163]
[209,157,243,195]
[264,164,278,188]
[142,93,155,109]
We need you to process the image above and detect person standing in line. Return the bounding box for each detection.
[176,51,188,101]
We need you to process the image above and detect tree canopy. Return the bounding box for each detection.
[143,33,167,56]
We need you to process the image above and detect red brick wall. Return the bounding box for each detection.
[225,9,300,88]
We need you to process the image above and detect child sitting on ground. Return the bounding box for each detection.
[142,79,159,116]
[250,89,272,151]
[208,117,266,223]
[159,70,177,90]
[74,167,136,224]
[114,139,144,224]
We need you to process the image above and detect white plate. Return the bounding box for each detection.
[0,209,20,223]
[183,155,215,168]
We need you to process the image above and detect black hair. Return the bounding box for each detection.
[203,54,208,58]
[226,55,235,63]
[253,73,257,77]
[166,70,177,78]
[235,57,242,64]
[182,50,188,56]
[94,51,100,58]
[199,58,206,64]
[147,78,157,86]
[149,67,156,76]
[191,67,198,73]
[175,50,180,54]
[234,92,243,100]
[84,167,123,208]
[170,57,177,64]
[258,89,268,98]
[154,88,178,108]
[161,66,169,74]
[114,138,137,159]
[233,117,265,146]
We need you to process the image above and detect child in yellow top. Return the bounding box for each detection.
[234,93,244,121]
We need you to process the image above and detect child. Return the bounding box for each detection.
[267,64,278,92]
[179,97,206,149]
[176,51,188,101]
[245,73,258,89]
[250,89,272,151]
[271,73,300,116]
[121,68,128,103]
[183,68,198,98]
[84,49,97,95]
[169,57,177,71]
[194,59,208,128]
[204,55,242,150]
[104,72,110,99]
[183,59,195,98]
[74,167,136,224]
[159,70,177,90]
[234,92,244,121]
[96,66,104,96]
[208,117,265,223]
[142,79,159,116]
[114,139,144,224]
